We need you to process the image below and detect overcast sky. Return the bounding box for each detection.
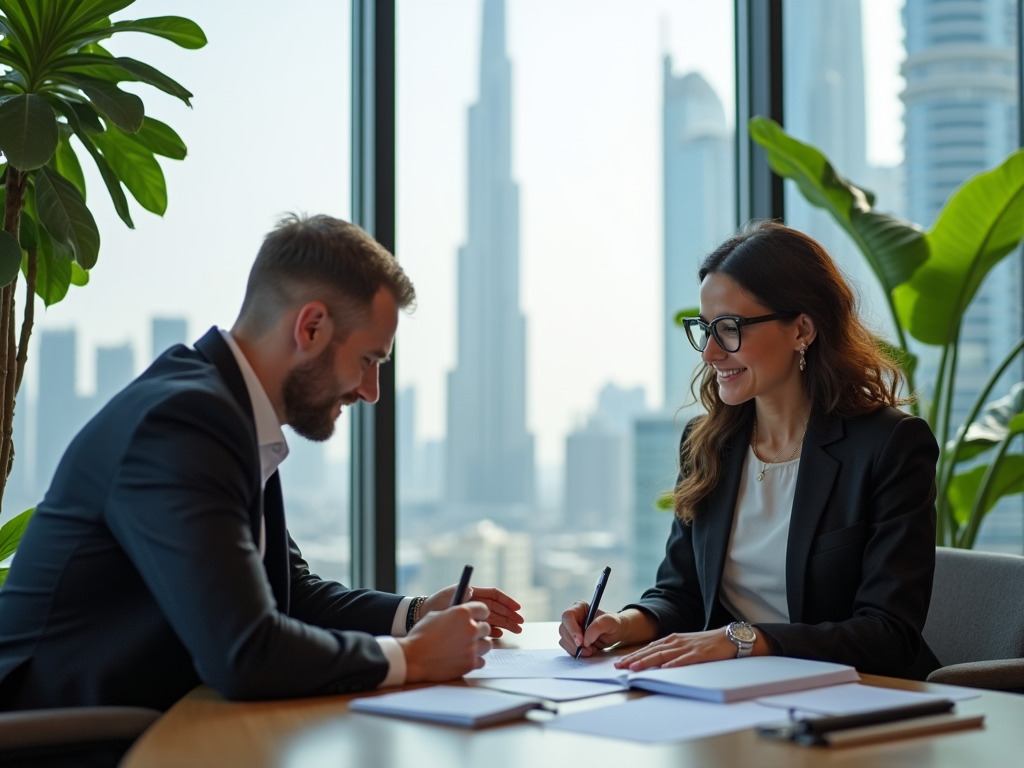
[31,0,905,466]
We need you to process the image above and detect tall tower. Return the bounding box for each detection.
[151,317,188,361]
[36,330,84,497]
[903,0,1021,549]
[445,0,534,511]
[662,62,733,409]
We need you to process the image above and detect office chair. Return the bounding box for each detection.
[923,546,1024,692]
[0,706,160,767]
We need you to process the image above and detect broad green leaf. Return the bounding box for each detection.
[0,94,58,170]
[0,507,34,562]
[65,1,135,32]
[66,75,144,133]
[94,127,167,215]
[51,137,87,200]
[70,262,89,286]
[953,384,1024,462]
[655,493,674,512]
[34,242,73,305]
[674,307,700,327]
[948,454,1024,525]
[0,2,36,50]
[894,149,1024,346]
[0,229,20,286]
[748,117,928,295]
[108,17,208,49]
[125,117,186,160]
[63,117,134,228]
[0,567,7,588]
[53,54,194,106]
[33,165,100,269]
[17,207,37,250]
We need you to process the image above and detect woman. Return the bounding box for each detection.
[560,221,940,680]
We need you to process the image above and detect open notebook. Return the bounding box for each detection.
[470,650,859,703]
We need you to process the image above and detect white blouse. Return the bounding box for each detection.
[719,445,798,624]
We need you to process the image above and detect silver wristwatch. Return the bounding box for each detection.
[726,621,756,658]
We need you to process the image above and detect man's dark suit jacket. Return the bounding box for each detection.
[0,328,404,711]
[627,407,942,680]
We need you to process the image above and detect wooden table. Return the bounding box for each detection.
[122,622,1024,768]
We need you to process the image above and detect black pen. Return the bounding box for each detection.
[575,566,611,660]
[450,564,474,607]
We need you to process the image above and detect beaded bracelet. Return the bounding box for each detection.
[405,595,427,633]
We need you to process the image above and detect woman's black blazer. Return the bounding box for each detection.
[627,406,941,680]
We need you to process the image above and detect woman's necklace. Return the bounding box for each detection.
[751,418,808,482]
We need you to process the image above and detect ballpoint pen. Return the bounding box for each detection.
[575,566,611,660]
[450,564,474,607]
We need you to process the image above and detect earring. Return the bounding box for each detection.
[799,343,807,372]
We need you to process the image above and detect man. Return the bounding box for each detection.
[0,215,522,711]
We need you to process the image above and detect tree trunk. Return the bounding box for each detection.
[0,168,28,516]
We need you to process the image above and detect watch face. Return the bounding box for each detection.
[731,624,756,643]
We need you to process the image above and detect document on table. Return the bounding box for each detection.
[470,677,628,701]
[756,683,953,716]
[349,686,541,728]
[465,649,627,682]
[547,694,784,744]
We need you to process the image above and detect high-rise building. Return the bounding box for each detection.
[35,330,86,497]
[565,421,624,532]
[151,317,188,361]
[663,62,734,410]
[784,0,891,325]
[631,415,680,596]
[445,0,534,513]
[95,343,135,406]
[902,0,1022,550]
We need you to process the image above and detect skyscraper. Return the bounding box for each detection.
[35,330,85,497]
[445,0,534,511]
[784,0,890,326]
[663,62,734,409]
[151,317,188,361]
[902,0,1022,549]
[95,343,135,406]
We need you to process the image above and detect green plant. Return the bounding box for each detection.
[0,505,30,586]
[0,1,205,566]
[749,116,1024,548]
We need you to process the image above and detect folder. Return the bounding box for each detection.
[627,656,859,703]
[349,685,543,728]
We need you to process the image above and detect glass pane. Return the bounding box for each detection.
[783,0,1022,552]
[396,0,735,615]
[12,1,353,582]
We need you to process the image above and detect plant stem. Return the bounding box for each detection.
[931,341,952,545]
[935,334,1024,542]
[957,430,1017,549]
[0,168,27,516]
[15,249,36,396]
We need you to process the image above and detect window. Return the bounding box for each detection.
[15,0,354,583]
[394,0,734,616]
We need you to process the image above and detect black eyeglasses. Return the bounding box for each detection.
[682,312,800,353]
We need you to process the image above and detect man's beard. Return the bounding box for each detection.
[282,346,350,442]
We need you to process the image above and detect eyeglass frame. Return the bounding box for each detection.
[682,312,801,353]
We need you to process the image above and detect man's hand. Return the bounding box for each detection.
[421,585,524,637]
[397,602,492,683]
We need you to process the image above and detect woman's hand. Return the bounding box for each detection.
[558,605,658,658]
[614,627,769,670]
[421,586,524,637]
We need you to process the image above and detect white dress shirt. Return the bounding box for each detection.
[719,446,797,625]
[220,329,413,687]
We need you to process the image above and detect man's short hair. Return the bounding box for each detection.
[238,214,415,338]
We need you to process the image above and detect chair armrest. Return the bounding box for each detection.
[927,658,1024,691]
[0,707,160,752]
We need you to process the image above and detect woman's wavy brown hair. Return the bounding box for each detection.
[673,220,904,523]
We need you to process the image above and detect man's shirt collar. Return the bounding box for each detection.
[219,329,289,486]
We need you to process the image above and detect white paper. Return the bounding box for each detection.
[470,677,628,701]
[917,682,983,701]
[465,649,627,681]
[546,694,784,744]
[756,683,951,715]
